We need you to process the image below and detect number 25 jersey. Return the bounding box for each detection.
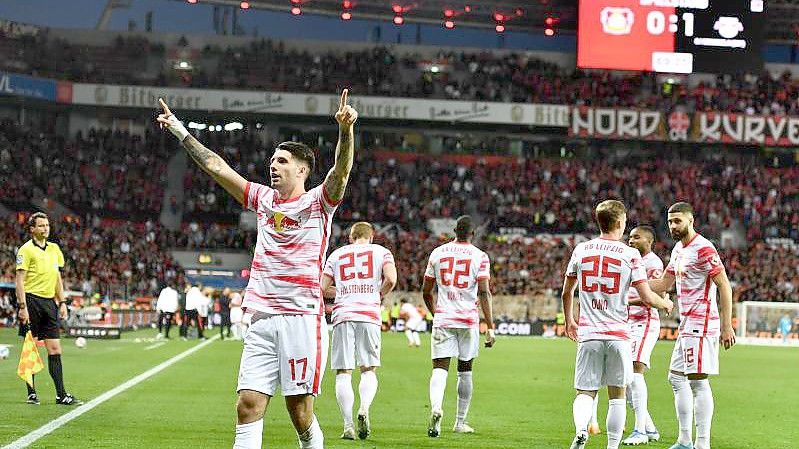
[566,237,647,342]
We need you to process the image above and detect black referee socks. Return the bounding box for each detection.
[48,354,67,398]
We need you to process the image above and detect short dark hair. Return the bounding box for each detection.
[27,212,49,229]
[454,215,474,241]
[633,225,656,241]
[276,141,315,176]
[595,200,626,233]
[668,202,694,215]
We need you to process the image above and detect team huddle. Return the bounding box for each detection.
[156,92,733,449]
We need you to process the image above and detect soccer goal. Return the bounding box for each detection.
[737,301,799,347]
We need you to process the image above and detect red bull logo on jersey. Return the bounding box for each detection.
[266,212,302,232]
[600,7,634,36]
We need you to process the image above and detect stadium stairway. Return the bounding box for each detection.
[159,150,187,231]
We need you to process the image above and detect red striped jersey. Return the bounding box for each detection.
[424,241,490,329]
[241,181,339,315]
[627,251,664,325]
[665,234,724,338]
[323,243,395,326]
[566,237,647,342]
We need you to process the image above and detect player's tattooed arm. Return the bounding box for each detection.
[157,98,247,204]
[182,136,248,205]
[324,89,358,204]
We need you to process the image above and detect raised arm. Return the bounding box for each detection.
[157,98,248,205]
[712,269,735,350]
[323,89,358,203]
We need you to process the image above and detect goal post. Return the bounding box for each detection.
[737,301,799,347]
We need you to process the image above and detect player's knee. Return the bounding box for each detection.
[236,391,266,421]
[337,369,353,375]
[359,366,376,373]
[632,362,647,374]
[456,359,473,372]
[432,358,450,370]
[607,385,625,399]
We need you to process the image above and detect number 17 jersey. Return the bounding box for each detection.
[566,237,647,342]
[424,241,490,329]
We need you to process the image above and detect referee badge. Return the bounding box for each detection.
[16,254,23,265]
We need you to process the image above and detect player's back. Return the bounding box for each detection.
[424,241,490,329]
[324,243,394,326]
[567,238,646,342]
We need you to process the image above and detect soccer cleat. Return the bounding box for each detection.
[453,423,475,433]
[667,443,694,449]
[340,426,356,440]
[427,409,443,438]
[569,431,588,449]
[26,393,40,405]
[622,430,650,445]
[357,413,370,440]
[646,430,660,442]
[588,423,601,435]
[55,394,83,406]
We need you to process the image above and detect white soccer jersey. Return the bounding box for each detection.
[400,302,423,322]
[323,243,395,326]
[665,234,724,338]
[424,241,490,329]
[627,251,664,325]
[566,237,647,342]
[242,181,339,315]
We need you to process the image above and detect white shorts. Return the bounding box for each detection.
[669,335,719,375]
[574,340,633,390]
[431,327,479,361]
[630,320,660,368]
[405,317,424,332]
[331,321,381,370]
[237,314,328,397]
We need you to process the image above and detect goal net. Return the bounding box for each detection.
[737,301,799,347]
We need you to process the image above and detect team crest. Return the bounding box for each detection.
[600,7,634,35]
[266,212,302,232]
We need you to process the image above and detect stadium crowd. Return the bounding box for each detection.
[4,32,799,113]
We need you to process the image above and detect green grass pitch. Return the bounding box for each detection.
[1,327,797,448]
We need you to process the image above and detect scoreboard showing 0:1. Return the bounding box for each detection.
[578,0,765,74]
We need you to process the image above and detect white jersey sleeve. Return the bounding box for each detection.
[627,252,665,325]
[325,243,395,326]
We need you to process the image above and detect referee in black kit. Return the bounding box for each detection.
[16,212,82,406]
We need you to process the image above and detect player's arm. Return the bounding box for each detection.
[322,89,358,204]
[561,275,579,341]
[478,278,496,348]
[320,274,337,299]
[157,98,247,205]
[380,262,397,298]
[15,269,28,324]
[712,269,736,350]
[422,276,436,316]
[633,281,673,314]
[56,270,68,320]
[648,271,676,294]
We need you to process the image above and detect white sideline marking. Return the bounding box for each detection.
[2,335,220,449]
[144,342,167,351]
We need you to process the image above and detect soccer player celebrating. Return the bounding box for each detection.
[321,222,397,440]
[562,200,672,449]
[649,202,735,449]
[422,216,495,438]
[157,89,357,449]
[623,225,666,445]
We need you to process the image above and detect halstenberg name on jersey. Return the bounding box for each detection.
[338,284,377,295]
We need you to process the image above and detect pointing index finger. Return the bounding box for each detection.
[158,97,172,115]
[339,89,348,111]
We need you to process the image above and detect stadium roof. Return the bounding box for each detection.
[177,0,799,43]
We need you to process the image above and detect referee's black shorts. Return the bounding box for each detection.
[26,294,61,340]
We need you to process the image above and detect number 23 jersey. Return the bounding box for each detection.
[566,238,647,342]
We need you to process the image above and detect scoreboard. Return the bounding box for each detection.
[577,0,765,74]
